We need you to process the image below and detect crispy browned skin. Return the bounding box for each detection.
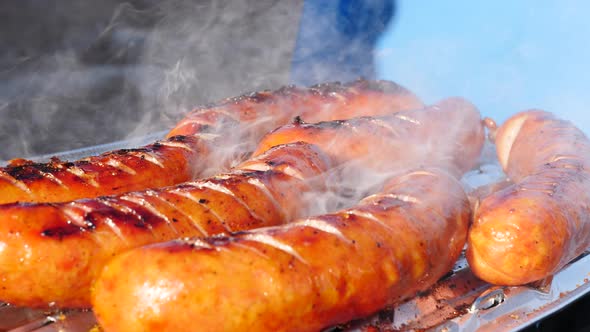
[254,97,485,175]
[92,168,471,332]
[166,79,423,138]
[467,110,590,285]
[90,99,485,331]
[0,96,477,309]
[0,80,420,204]
[0,142,331,308]
[0,135,214,204]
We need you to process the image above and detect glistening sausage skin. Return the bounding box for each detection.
[0,142,330,308]
[0,80,421,204]
[467,110,590,285]
[92,168,471,332]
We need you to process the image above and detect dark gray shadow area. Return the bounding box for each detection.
[0,0,302,160]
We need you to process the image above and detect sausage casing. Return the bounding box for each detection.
[0,135,213,204]
[254,97,485,175]
[0,142,330,308]
[0,96,479,308]
[167,79,423,137]
[0,80,421,204]
[91,98,486,331]
[467,110,590,285]
[92,168,471,332]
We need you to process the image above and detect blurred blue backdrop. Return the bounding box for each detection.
[375,0,590,132]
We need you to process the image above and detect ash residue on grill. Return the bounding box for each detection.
[0,0,303,161]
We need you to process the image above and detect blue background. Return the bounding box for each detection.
[375,1,590,133]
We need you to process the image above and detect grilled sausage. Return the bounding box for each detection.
[0,142,331,308]
[0,96,478,309]
[90,98,485,331]
[253,97,484,175]
[467,110,590,285]
[0,80,421,204]
[166,79,423,137]
[92,168,471,332]
[0,134,215,204]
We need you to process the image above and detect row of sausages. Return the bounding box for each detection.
[0,80,588,331]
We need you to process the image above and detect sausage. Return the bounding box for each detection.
[0,80,421,204]
[253,97,485,175]
[92,168,471,332]
[0,135,214,204]
[0,96,477,308]
[90,98,485,331]
[0,142,331,308]
[466,110,590,285]
[166,79,423,137]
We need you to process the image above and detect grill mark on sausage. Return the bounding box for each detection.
[550,154,583,163]
[169,188,233,233]
[239,162,271,172]
[150,193,209,237]
[361,193,420,205]
[197,181,266,224]
[65,166,99,187]
[155,140,193,152]
[274,164,305,181]
[346,209,396,233]
[104,159,137,175]
[94,198,160,236]
[230,241,271,259]
[36,169,66,187]
[367,118,399,136]
[60,203,94,228]
[241,232,307,264]
[130,151,165,168]
[98,197,141,217]
[119,192,179,235]
[394,114,421,125]
[245,177,285,221]
[287,218,349,242]
[405,170,438,177]
[103,216,127,244]
[0,170,31,194]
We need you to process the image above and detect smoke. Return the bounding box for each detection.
[294,99,486,217]
[0,1,493,217]
[0,0,302,161]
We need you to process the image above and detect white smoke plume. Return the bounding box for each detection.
[0,0,302,161]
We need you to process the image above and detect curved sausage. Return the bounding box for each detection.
[90,98,485,331]
[0,142,331,308]
[0,80,420,204]
[466,110,590,285]
[0,135,214,204]
[92,168,471,332]
[254,97,484,175]
[0,96,478,309]
[166,79,423,137]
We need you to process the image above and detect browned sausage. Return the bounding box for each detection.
[253,97,484,175]
[0,97,479,309]
[0,80,421,204]
[0,142,331,308]
[0,135,214,204]
[166,79,423,137]
[92,167,471,332]
[467,110,590,285]
[89,99,486,331]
